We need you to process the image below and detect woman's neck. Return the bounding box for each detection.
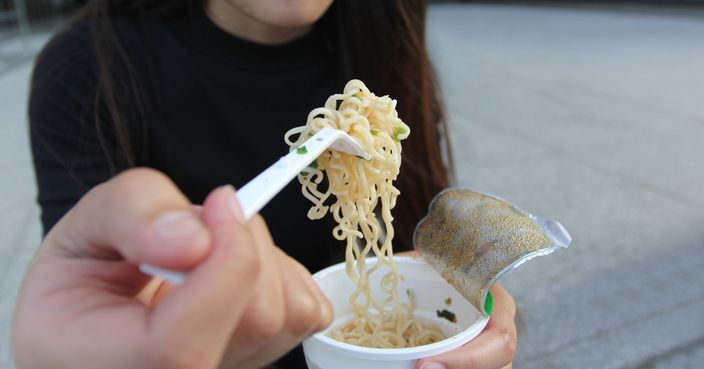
[205,2,312,45]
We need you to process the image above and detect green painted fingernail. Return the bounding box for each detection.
[484,291,493,316]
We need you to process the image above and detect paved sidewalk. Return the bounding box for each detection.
[0,61,41,369]
[0,29,50,369]
[1,4,703,369]
[427,4,704,368]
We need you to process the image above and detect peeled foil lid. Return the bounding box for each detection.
[413,188,572,316]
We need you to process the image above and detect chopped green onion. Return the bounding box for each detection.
[406,288,416,302]
[436,309,457,323]
[296,146,308,154]
[299,159,320,177]
[393,127,408,141]
[370,129,380,136]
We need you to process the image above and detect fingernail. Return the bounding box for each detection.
[420,362,446,369]
[153,210,209,248]
[223,185,244,222]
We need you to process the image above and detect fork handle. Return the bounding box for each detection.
[236,127,346,219]
[139,128,346,284]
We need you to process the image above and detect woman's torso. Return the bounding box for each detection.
[31,10,348,368]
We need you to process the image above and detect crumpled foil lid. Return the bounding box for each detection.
[413,188,571,316]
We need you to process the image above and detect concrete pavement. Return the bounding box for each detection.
[1,4,703,368]
[427,4,704,368]
[0,30,56,369]
[0,63,42,369]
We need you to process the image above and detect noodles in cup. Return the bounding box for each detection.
[284,80,444,348]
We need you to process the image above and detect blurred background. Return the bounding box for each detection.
[1,1,703,368]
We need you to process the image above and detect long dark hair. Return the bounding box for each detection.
[64,0,454,249]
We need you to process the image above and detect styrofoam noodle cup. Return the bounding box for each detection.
[302,256,489,369]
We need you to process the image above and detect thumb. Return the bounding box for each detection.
[144,185,261,367]
[49,168,210,270]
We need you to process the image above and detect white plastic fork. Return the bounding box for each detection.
[139,127,369,285]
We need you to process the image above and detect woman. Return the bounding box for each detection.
[13,1,517,368]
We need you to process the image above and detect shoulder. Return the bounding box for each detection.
[29,19,98,134]
[32,19,95,89]
[32,16,151,87]
[30,15,157,113]
[39,18,93,61]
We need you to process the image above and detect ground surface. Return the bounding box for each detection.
[427,4,704,368]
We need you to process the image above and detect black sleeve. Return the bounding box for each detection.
[29,22,113,235]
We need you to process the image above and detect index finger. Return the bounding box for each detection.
[48,168,211,270]
[143,185,262,368]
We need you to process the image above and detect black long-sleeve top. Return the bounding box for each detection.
[29,8,348,369]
